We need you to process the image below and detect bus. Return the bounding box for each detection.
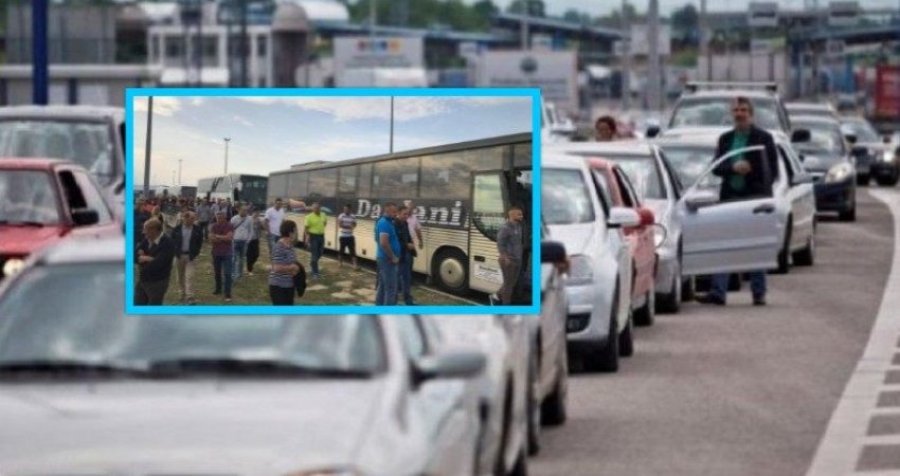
[197,174,268,210]
[267,132,533,296]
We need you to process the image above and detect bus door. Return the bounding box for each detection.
[469,171,511,295]
[505,168,532,304]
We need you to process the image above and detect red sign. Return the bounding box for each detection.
[874,65,900,119]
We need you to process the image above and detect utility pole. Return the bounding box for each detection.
[520,0,530,50]
[223,137,231,175]
[389,96,394,153]
[178,159,183,185]
[700,0,711,80]
[143,97,153,197]
[32,0,49,105]
[240,0,248,87]
[621,0,631,110]
[647,0,662,111]
[369,0,376,39]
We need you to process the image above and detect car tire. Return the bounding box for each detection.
[587,287,619,373]
[839,205,857,222]
[681,276,696,302]
[876,171,899,187]
[634,290,656,326]
[792,233,815,266]
[618,309,634,357]
[541,354,568,426]
[432,248,468,293]
[775,225,791,274]
[657,268,682,314]
[526,350,541,456]
[857,173,870,186]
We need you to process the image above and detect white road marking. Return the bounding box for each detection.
[807,189,900,476]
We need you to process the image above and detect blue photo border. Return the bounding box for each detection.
[124,87,543,315]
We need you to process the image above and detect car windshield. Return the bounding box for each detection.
[542,168,595,225]
[794,121,844,155]
[0,264,385,376]
[787,106,832,118]
[603,155,666,200]
[656,144,722,190]
[840,118,880,143]
[0,170,61,225]
[670,96,782,131]
[0,120,115,185]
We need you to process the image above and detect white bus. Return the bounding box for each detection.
[267,132,533,296]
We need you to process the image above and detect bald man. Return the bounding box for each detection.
[135,218,175,305]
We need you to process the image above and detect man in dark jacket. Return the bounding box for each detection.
[395,206,417,305]
[698,96,778,306]
[170,210,203,304]
[135,218,175,305]
[134,198,150,246]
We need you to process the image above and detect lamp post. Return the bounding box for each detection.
[223,137,231,175]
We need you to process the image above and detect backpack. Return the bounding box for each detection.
[294,261,307,298]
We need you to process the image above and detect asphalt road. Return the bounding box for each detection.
[531,188,898,476]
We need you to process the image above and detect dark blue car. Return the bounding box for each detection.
[792,116,858,222]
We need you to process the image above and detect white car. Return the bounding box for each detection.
[657,127,817,272]
[542,149,640,373]
[433,315,531,476]
[0,238,489,476]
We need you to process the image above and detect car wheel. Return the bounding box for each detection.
[634,289,656,326]
[618,309,634,357]
[432,248,468,293]
[857,173,870,186]
[541,352,568,426]
[586,286,619,373]
[792,233,815,266]
[775,225,791,274]
[681,275,695,302]
[526,350,541,456]
[839,205,857,222]
[657,270,682,313]
[876,171,899,187]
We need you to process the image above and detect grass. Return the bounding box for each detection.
[153,239,474,307]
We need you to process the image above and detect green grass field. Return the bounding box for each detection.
[154,239,473,307]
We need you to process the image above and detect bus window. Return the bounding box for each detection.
[289,172,308,201]
[472,173,506,242]
[466,145,504,171]
[374,156,419,198]
[338,165,358,195]
[309,168,337,212]
[420,152,471,199]
[513,143,532,168]
[358,163,372,197]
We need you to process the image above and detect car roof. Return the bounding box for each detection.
[33,236,125,265]
[0,157,71,170]
[790,115,841,127]
[786,102,834,110]
[0,105,124,122]
[681,90,777,100]
[541,149,593,169]
[545,140,656,157]
[658,126,790,144]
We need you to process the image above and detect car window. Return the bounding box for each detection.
[542,168,596,225]
[840,118,880,143]
[72,170,113,224]
[794,122,845,155]
[590,170,613,216]
[0,170,62,225]
[656,150,683,199]
[670,96,782,131]
[781,144,807,178]
[656,145,722,190]
[394,315,429,360]
[777,146,795,185]
[605,155,666,200]
[613,168,639,207]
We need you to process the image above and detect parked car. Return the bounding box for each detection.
[0,237,489,475]
[432,315,530,475]
[542,149,640,372]
[655,127,816,271]
[587,158,659,326]
[786,101,839,120]
[555,141,690,313]
[532,230,570,425]
[840,115,899,186]
[0,105,125,218]
[792,115,859,221]
[0,158,120,282]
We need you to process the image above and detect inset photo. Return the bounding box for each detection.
[126,89,541,314]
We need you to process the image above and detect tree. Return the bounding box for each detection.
[670,4,699,34]
[562,8,591,24]
[507,0,545,17]
[594,3,639,28]
[472,0,498,20]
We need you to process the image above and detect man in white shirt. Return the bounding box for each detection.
[404,199,424,251]
[337,203,358,270]
[230,205,254,281]
[264,197,285,259]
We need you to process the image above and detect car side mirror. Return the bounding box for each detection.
[541,240,567,264]
[646,126,661,138]
[413,350,486,386]
[844,133,858,145]
[607,207,641,228]
[683,190,719,210]
[791,129,811,143]
[72,208,100,226]
[637,207,655,227]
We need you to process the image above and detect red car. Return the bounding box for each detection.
[0,158,120,280]
[587,158,659,326]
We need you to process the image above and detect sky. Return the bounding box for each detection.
[502,0,900,16]
[132,96,532,187]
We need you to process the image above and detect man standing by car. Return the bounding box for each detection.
[337,203,358,270]
[698,96,778,307]
[264,198,285,259]
[375,203,401,305]
[304,202,327,280]
[135,218,174,305]
[171,211,202,304]
[497,206,525,305]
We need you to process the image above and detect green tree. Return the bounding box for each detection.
[507,0,545,17]
[562,8,591,24]
[670,4,698,33]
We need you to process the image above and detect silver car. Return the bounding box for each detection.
[0,237,489,475]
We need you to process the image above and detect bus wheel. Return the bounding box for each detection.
[433,248,468,293]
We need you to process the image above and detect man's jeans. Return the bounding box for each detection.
[710,271,766,301]
[267,232,279,259]
[213,254,233,298]
[309,234,325,276]
[376,257,398,305]
[399,254,414,305]
[232,240,248,280]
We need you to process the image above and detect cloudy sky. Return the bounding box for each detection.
[132,96,532,186]
[512,0,899,16]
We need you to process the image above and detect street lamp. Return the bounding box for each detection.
[223,137,231,175]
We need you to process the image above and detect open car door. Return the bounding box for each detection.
[679,145,781,276]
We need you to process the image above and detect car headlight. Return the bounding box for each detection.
[566,254,594,286]
[883,149,896,163]
[2,258,25,277]
[825,163,853,184]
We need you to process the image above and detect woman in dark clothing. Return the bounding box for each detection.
[268,220,299,305]
[246,211,263,275]
[394,206,417,305]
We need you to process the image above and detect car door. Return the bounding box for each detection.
[612,166,656,298]
[679,145,781,276]
[539,224,566,391]
[779,143,816,249]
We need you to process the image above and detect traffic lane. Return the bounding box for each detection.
[531,189,896,476]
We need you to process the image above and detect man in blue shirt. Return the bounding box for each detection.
[375,203,401,305]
